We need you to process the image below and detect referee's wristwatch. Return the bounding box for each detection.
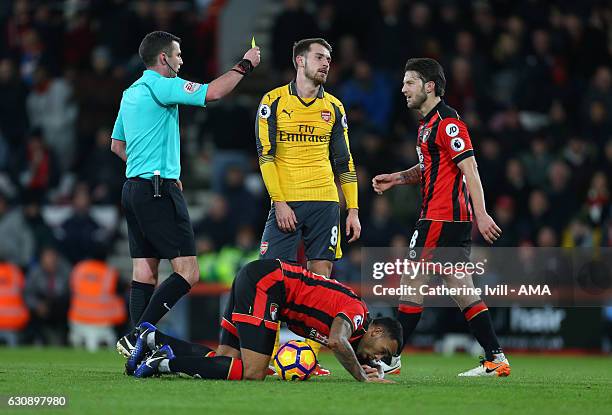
[231,59,254,76]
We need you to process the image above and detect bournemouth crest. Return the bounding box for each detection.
[420,127,432,143]
[269,303,278,321]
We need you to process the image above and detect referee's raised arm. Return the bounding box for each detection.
[112,30,260,368]
[206,47,261,101]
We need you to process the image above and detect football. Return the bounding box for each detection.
[273,340,317,381]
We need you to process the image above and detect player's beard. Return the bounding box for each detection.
[407,86,427,109]
[304,62,327,86]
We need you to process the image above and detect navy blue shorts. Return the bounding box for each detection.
[259,201,341,262]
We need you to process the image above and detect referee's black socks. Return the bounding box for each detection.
[137,272,191,326]
[129,281,155,326]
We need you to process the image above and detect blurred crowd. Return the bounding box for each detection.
[0,0,611,344]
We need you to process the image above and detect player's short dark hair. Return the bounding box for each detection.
[404,57,446,97]
[139,31,181,68]
[373,317,403,355]
[292,38,332,69]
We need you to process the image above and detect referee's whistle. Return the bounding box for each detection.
[153,170,161,198]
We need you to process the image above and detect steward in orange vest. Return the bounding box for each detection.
[68,260,126,326]
[0,263,30,330]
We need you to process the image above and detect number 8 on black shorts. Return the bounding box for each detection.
[259,201,341,262]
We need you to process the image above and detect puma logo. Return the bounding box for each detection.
[281,109,293,118]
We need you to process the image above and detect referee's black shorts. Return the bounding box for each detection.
[219,259,283,355]
[121,178,196,259]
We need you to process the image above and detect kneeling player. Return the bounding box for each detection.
[128,259,401,382]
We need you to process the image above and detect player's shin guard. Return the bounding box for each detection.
[463,300,502,361]
[137,273,191,326]
[398,302,424,346]
[129,281,155,326]
[169,356,243,380]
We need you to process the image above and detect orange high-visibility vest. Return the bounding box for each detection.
[68,260,126,326]
[0,263,30,330]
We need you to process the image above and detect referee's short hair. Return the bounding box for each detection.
[404,58,446,97]
[139,31,181,68]
[292,38,332,69]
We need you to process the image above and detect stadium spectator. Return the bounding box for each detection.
[361,196,403,247]
[584,171,610,227]
[22,199,57,256]
[0,192,34,267]
[78,127,124,205]
[57,184,108,263]
[547,160,576,228]
[72,47,125,142]
[0,57,29,146]
[340,60,393,133]
[26,64,78,171]
[271,0,318,75]
[491,196,519,247]
[193,194,235,249]
[24,247,71,345]
[9,128,60,202]
[500,158,531,218]
[366,0,409,73]
[221,166,261,230]
[0,261,29,346]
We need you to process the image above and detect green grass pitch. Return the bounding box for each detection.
[0,348,610,415]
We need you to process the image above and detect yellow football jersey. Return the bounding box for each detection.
[255,81,358,208]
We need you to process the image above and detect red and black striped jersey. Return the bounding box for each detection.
[278,261,369,346]
[416,100,474,222]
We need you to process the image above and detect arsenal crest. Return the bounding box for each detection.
[269,303,278,321]
[260,241,269,255]
[321,110,331,122]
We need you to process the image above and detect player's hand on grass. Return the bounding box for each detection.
[346,208,361,243]
[275,201,297,232]
[372,174,396,195]
[361,364,384,380]
[244,47,261,68]
[476,213,502,244]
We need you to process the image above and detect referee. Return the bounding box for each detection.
[112,31,260,359]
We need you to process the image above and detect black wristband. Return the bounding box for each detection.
[234,58,254,75]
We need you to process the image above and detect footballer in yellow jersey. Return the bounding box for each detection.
[255,39,361,375]
[255,39,360,270]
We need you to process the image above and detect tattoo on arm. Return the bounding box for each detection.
[398,165,420,185]
[329,317,368,381]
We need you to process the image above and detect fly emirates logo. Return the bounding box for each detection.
[278,125,331,143]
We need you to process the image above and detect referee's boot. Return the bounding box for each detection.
[125,322,157,376]
[116,328,139,358]
[458,354,510,377]
[135,345,175,378]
